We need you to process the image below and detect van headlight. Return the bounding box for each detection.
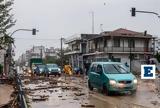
[133,79,137,84]
[109,80,117,86]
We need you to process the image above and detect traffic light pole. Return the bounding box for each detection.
[4,28,38,78]
[10,29,39,37]
[131,7,160,18]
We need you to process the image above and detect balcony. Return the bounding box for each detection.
[88,47,152,53]
[64,49,81,55]
[89,47,104,53]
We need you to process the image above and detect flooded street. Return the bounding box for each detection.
[21,75,160,108]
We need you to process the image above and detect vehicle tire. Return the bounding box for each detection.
[58,74,61,77]
[102,85,110,96]
[88,80,93,91]
[131,89,137,95]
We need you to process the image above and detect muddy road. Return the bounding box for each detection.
[21,75,160,108]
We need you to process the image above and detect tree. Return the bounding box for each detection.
[0,0,16,49]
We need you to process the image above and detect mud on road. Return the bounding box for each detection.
[21,75,160,108]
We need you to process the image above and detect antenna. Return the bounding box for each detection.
[100,24,103,32]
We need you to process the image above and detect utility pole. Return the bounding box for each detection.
[129,39,132,72]
[60,37,66,81]
[40,45,43,59]
[60,37,63,69]
[90,11,94,34]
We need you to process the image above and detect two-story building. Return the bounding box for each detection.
[83,28,153,66]
[64,34,99,69]
[64,28,153,72]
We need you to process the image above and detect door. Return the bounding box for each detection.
[95,64,103,89]
[89,64,97,87]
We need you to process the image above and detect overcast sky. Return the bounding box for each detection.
[12,0,160,59]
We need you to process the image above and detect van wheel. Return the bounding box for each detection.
[102,85,110,96]
[88,80,93,91]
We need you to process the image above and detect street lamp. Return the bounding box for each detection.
[4,28,39,78]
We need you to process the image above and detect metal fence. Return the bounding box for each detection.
[16,73,28,108]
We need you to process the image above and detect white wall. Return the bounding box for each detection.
[107,39,112,47]
[135,39,144,47]
[112,54,130,65]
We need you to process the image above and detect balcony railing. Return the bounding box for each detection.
[64,49,81,55]
[88,47,152,53]
[89,47,104,53]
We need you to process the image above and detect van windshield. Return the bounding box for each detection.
[103,64,130,74]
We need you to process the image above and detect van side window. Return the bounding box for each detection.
[91,64,97,72]
[97,64,103,73]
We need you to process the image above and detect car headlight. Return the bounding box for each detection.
[109,80,117,86]
[133,79,137,84]
[58,68,61,72]
[28,70,31,73]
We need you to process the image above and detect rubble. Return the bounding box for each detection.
[32,95,49,102]
[81,104,95,107]
[150,101,158,106]
[74,92,85,96]
[32,97,48,102]
[58,96,62,98]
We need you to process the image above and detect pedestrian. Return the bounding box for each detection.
[125,62,129,67]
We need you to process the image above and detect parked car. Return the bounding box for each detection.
[88,62,137,95]
[46,64,61,76]
[73,67,83,75]
[34,65,48,76]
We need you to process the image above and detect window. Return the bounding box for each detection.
[103,64,129,74]
[128,39,135,48]
[97,65,103,74]
[114,39,120,47]
[90,64,97,72]
[104,39,107,47]
[114,58,121,62]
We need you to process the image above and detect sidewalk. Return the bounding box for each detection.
[0,84,14,107]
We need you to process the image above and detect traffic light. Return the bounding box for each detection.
[32,28,36,35]
[131,8,136,16]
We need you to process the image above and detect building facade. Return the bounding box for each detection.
[64,34,99,69]
[45,47,58,57]
[65,28,153,72]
